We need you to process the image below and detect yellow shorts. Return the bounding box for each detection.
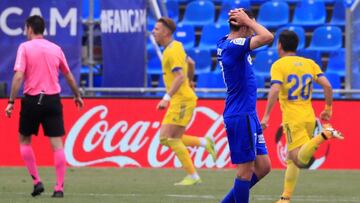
[162,100,196,127]
[283,121,316,151]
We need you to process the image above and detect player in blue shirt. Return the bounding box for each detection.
[217,9,273,203]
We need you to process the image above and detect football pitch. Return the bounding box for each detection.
[0,168,359,203]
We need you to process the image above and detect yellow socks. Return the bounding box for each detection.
[297,133,326,165]
[181,134,201,147]
[167,138,196,175]
[281,159,300,199]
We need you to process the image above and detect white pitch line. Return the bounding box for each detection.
[166,194,215,199]
[0,192,359,202]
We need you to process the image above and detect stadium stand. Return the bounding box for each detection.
[253,50,279,77]
[272,26,306,50]
[327,48,345,76]
[217,0,251,25]
[174,24,196,49]
[78,0,354,99]
[180,0,215,28]
[307,26,343,52]
[257,1,289,29]
[198,24,229,52]
[186,48,212,74]
[292,0,326,28]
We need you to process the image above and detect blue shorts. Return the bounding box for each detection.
[224,113,268,164]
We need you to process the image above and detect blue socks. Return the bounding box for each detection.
[221,174,258,203]
[250,174,259,188]
[221,188,235,203]
[233,178,250,203]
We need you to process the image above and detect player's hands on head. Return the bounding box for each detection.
[228,8,250,27]
[5,103,14,118]
[74,96,84,110]
[156,99,169,110]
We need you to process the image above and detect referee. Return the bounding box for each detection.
[5,15,84,198]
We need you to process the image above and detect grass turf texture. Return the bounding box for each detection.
[0,168,359,203]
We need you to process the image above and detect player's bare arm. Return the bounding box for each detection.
[229,9,273,50]
[156,69,185,110]
[5,71,24,118]
[316,76,333,121]
[261,83,281,129]
[64,72,84,110]
[186,56,195,89]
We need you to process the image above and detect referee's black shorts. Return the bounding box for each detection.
[19,94,65,137]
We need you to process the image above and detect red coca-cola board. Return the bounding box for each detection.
[0,98,358,169]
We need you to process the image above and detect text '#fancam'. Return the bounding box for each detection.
[101,9,146,33]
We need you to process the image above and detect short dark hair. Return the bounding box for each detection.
[278,30,299,52]
[229,9,254,31]
[157,17,176,33]
[26,15,45,35]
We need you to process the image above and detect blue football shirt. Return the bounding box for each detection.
[216,36,257,117]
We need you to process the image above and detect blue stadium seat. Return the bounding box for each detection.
[186,49,212,74]
[196,72,226,98]
[251,0,267,5]
[352,71,360,91]
[217,0,251,25]
[165,0,179,22]
[330,0,346,26]
[180,0,215,27]
[257,1,289,29]
[147,49,162,74]
[197,72,225,88]
[272,26,305,50]
[253,50,279,76]
[327,49,345,76]
[284,0,301,3]
[307,26,343,52]
[292,0,326,28]
[198,24,229,51]
[252,45,269,54]
[313,73,342,98]
[296,50,322,69]
[256,75,266,98]
[80,65,102,87]
[174,24,195,49]
[256,75,265,88]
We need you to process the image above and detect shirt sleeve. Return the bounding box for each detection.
[270,62,283,85]
[169,47,185,72]
[14,44,26,72]
[59,50,70,74]
[310,59,323,81]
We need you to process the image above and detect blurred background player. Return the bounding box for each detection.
[216,8,273,203]
[152,17,216,186]
[5,15,84,198]
[261,30,344,203]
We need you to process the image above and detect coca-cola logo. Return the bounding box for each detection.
[275,119,330,169]
[64,105,231,168]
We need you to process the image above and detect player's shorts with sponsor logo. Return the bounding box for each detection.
[283,120,316,151]
[224,112,268,164]
[162,99,196,127]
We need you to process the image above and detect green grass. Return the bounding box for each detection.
[0,168,359,203]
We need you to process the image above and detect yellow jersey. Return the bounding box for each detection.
[162,40,197,102]
[270,56,323,123]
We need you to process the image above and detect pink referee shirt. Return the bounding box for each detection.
[14,37,70,95]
